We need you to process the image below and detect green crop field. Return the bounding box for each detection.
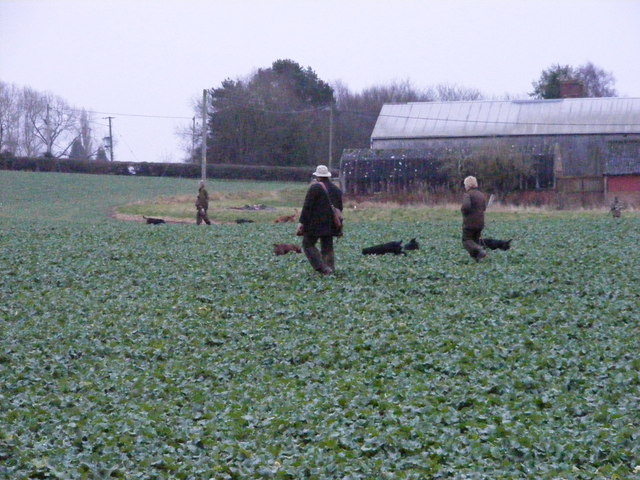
[1,170,639,479]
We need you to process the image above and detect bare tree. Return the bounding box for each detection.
[434,83,484,101]
[175,118,200,163]
[18,87,45,157]
[0,82,99,158]
[333,80,434,154]
[576,62,616,97]
[0,82,21,155]
[30,93,77,157]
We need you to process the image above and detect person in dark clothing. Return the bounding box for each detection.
[196,180,212,225]
[610,196,623,218]
[461,175,487,261]
[297,165,343,275]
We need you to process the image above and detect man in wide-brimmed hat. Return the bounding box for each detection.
[297,165,343,274]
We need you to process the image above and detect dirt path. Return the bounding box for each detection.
[108,208,227,225]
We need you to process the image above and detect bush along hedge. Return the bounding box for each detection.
[0,156,314,182]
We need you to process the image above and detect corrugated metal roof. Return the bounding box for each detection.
[371,97,640,139]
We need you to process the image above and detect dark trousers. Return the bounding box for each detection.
[462,227,485,259]
[302,235,334,273]
[197,208,211,225]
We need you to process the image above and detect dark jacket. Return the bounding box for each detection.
[461,188,486,230]
[196,187,209,210]
[299,180,343,237]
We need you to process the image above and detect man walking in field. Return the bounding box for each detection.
[461,175,487,261]
[196,180,212,225]
[297,165,343,275]
[610,196,623,218]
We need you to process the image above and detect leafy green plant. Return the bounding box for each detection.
[1,171,639,479]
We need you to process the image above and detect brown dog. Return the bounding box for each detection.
[273,243,302,255]
[274,210,297,223]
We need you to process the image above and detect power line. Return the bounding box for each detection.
[65,104,640,128]
[213,105,640,127]
[67,106,192,120]
[237,105,330,115]
[113,128,140,163]
[87,109,192,120]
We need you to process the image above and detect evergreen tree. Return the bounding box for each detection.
[68,137,87,160]
[530,64,574,99]
[96,146,108,161]
[206,59,334,166]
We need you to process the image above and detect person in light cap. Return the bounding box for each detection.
[195,180,212,225]
[296,165,343,274]
[461,175,487,261]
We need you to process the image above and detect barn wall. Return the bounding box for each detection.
[604,179,640,208]
[339,156,446,196]
[607,176,640,192]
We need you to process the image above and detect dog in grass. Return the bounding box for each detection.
[362,241,406,256]
[479,238,512,250]
[143,216,166,225]
[404,238,419,251]
[273,243,302,255]
[274,211,297,223]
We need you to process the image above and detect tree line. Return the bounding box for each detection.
[0,82,109,160]
[188,59,484,167]
[1,60,617,165]
[191,59,618,168]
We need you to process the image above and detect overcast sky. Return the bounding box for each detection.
[2,0,639,164]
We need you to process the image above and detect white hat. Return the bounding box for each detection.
[313,165,331,177]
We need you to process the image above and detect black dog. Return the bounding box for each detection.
[143,216,166,225]
[479,238,512,250]
[362,241,406,256]
[235,218,254,224]
[404,238,419,251]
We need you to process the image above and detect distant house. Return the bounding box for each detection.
[340,97,640,201]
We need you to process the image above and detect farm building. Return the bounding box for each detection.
[340,97,640,205]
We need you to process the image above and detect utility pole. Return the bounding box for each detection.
[328,104,334,171]
[45,104,52,156]
[104,116,115,161]
[191,116,196,163]
[201,89,207,181]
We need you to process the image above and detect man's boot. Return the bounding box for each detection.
[322,251,335,272]
[304,246,330,273]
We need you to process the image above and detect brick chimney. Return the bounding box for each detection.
[559,80,584,98]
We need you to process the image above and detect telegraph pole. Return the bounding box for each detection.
[45,104,52,156]
[104,116,115,161]
[328,104,334,170]
[201,90,207,181]
[191,116,196,162]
